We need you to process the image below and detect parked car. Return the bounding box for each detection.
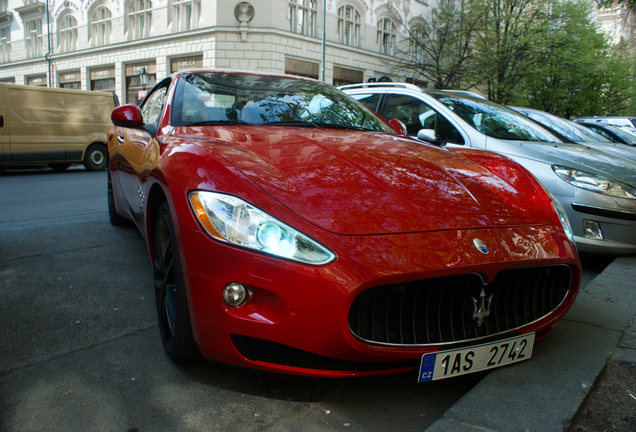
[510,106,636,163]
[108,70,581,381]
[573,121,636,147]
[572,116,636,128]
[341,83,636,255]
[0,82,118,171]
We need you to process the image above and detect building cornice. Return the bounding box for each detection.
[15,2,46,20]
[0,26,403,70]
[0,11,13,26]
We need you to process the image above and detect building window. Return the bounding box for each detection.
[170,0,201,32]
[377,18,395,55]
[58,15,78,53]
[288,0,316,37]
[337,5,360,47]
[25,18,42,58]
[126,0,152,40]
[90,6,112,47]
[0,26,10,62]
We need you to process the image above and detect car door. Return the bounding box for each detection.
[116,85,168,219]
[383,94,467,146]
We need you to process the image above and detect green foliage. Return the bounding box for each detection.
[511,0,636,117]
[396,0,636,117]
[466,0,551,104]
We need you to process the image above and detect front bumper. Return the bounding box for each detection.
[177,223,581,377]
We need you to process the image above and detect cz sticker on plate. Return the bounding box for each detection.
[418,333,535,382]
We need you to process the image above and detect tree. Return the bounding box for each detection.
[466,0,551,104]
[393,4,483,89]
[512,1,635,117]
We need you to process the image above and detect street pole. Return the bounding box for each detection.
[321,0,326,82]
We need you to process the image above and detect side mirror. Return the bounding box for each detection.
[417,129,447,147]
[111,104,144,128]
[388,118,407,135]
[417,128,436,143]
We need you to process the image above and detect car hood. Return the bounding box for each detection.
[191,126,551,235]
[486,139,636,186]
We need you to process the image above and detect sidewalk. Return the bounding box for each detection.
[425,256,636,432]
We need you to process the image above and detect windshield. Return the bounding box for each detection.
[427,92,560,142]
[606,125,636,144]
[521,109,612,143]
[171,73,394,133]
[569,121,612,143]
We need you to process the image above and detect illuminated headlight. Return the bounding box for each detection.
[552,166,636,199]
[189,191,336,265]
[546,190,575,244]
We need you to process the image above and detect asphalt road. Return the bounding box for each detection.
[0,165,494,432]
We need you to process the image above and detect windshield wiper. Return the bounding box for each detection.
[265,120,373,131]
[264,121,318,127]
[311,122,374,131]
[187,119,249,126]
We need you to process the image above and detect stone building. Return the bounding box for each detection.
[0,0,431,104]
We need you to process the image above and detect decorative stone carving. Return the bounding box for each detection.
[235,2,255,42]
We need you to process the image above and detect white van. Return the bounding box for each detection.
[0,83,118,171]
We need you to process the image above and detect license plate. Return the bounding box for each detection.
[418,333,535,382]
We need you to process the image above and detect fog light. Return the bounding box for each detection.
[223,283,247,307]
[583,219,603,240]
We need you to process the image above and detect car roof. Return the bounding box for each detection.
[339,83,488,99]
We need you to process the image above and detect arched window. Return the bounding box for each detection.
[58,14,78,52]
[126,0,152,40]
[89,6,112,47]
[377,17,395,55]
[288,0,316,37]
[170,0,201,32]
[337,5,360,47]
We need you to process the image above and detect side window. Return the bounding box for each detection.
[385,94,464,145]
[349,93,382,112]
[141,86,168,125]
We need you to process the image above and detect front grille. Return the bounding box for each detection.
[348,265,572,346]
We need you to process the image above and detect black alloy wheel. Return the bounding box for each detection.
[154,201,198,362]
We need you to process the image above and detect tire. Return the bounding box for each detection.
[154,201,199,362]
[84,143,107,171]
[107,169,131,227]
[49,163,71,172]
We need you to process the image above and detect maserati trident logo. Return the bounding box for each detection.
[473,238,489,255]
[471,287,493,327]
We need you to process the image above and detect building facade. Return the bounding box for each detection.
[0,0,432,104]
[592,0,636,44]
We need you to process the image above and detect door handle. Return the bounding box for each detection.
[117,136,124,145]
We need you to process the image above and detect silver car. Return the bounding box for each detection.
[511,106,636,164]
[341,83,636,255]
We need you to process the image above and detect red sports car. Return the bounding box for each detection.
[108,69,581,381]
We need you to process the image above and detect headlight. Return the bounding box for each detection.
[546,190,575,244]
[552,166,636,200]
[189,191,336,265]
